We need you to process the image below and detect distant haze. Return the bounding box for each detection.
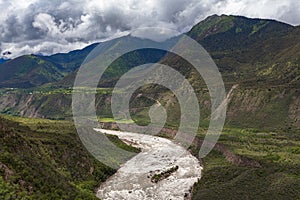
[1,0,299,58]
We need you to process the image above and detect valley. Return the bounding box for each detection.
[0,14,299,200]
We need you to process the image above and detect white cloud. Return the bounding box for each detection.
[215,0,300,25]
[0,0,299,58]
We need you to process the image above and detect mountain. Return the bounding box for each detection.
[1,15,299,89]
[0,44,98,88]
[0,14,299,129]
[49,15,300,90]
[0,37,167,88]
[188,14,299,86]
[0,15,300,200]
[189,14,293,49]
[42,43,99,72]
[0,55,63,88]
[52,36,168,88]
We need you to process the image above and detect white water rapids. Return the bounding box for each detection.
[94,129,202,200]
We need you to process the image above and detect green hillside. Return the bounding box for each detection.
[188,14,298,86]
[0,55,63,88]
[0,15,299,129]
[192,127,300,200]
[0,14,299,199]
[42,43,99,72]
[0,115,141,199]
[0,44,98,89]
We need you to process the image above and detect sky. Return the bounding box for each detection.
[0,0,299,59]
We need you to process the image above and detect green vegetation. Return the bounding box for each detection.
[0,115,139,199]
[0,43,98,89]
[0,15,299,128]
[99,117,134,124]
[189,14,235,40]
[0,14,299,199]
[0,55,63,88]
[192,127,300,200]
[151,166,179,183]
[106,134,140,153]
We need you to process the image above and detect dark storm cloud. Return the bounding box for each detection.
[0,0,299,58]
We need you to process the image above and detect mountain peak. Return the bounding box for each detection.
[188,14,293,41]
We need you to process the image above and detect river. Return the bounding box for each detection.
[94,129,202,200]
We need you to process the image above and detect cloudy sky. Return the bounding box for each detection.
[0,0,299,59]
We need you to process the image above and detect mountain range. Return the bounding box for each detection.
[0,14,300,200]
[1,14,299,89]
[0,14,299,129]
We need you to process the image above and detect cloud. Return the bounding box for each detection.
[0,0,299,58]
[214,0,300,25]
